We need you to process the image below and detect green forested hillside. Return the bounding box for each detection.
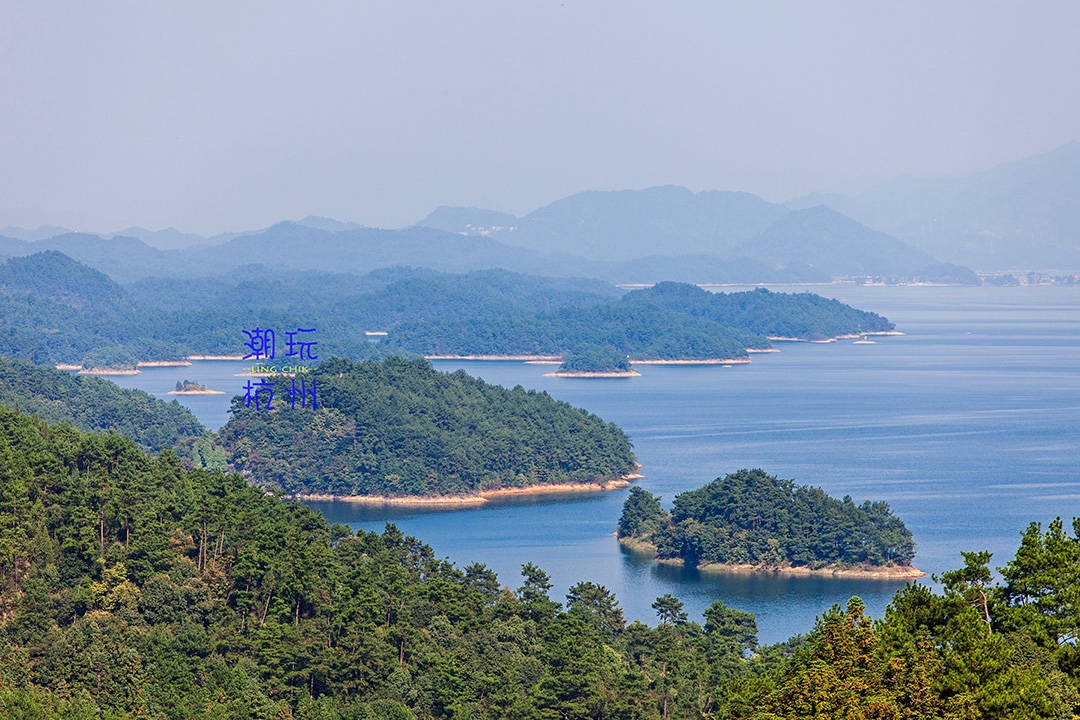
[619,469,916,569]
[618,282,895,340]
[0,252,893,370]
[0,407,1077,718]
[218,357,637,497]
[385,283,893,362]
[0,355,206,454]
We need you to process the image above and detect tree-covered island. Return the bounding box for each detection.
[618,469,923,577]
[169,379,223,394]
[547,346,639,377]
[218,356,639,500]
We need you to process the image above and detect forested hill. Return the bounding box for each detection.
[618,469,917,571]
[0,355,206,454]
[384,283,894,363]
[2,405,1079,717]
[0,253,617,367]
[0,252,893,370]
[218,356,638,497]
[619,282,894,340]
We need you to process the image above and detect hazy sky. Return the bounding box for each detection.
[2,2,1078,235]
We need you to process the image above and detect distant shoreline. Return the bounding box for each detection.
[768,330,904,343]
[631,357,750,365]
[138,360,192,367]
[81,332,902,376]
[290,474,642,507]
[545,370,641,378]
[78,367,139,376]
[168,388,225,395]
[424,354,563,361]
[618,536,925,579]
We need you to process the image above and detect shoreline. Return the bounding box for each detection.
[186,355,246,361]
[545,370,641,378]
[168,389,226,395]
[290,474,641,507]
[768,330,905,343]
[79,367,140,376]
[425,354,563,361]
[631,357,750,365]
[618,536,925,579]
[138,360,192,367]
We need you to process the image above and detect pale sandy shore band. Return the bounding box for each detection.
[769,330,905,343]
[79,368,140,376]
[289,474,643,507]
[424,354,563,361]
[619,537,925,579]
[631,358,750,365]
[168,389,226,395]
[72,332,900,375]
[545,370,642,378]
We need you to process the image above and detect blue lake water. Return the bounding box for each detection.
[111,285,1080,644]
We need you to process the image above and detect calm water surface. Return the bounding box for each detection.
[114,286,1080,644]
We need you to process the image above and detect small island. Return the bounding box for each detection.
[545,346,640,377]
[168,379,225,395]
[617,469,924,578]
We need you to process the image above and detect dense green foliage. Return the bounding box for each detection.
[173,379,211,392]
[619,282,895,340]
[219,357,637,497]
[619,469,915,569]
[0,253,893,371]
[558,346,632,373]
[1,254,613,366]
[387,283,893,368]
[1,407,1079,717]
[0,355,206,454]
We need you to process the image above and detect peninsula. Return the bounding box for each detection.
[617,469,924,578]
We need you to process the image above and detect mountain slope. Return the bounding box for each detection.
[503,185,787,260]
[795,142,1080,271]
[739,206,937,276]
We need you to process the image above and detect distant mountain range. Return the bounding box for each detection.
[415,191,965,281]
[787,142,1080,272]
[5,143,1076,279]
[0,210,960,285]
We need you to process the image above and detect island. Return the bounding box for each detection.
[617,469,924,578]
[218,356,639,500]
[392,282,896,372]
[545,346,640,377]
[168,379,224,395]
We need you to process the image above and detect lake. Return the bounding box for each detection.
[111,284,1080,644]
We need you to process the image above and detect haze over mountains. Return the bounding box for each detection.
[2,143,1076,282]
[786,142,1080,272]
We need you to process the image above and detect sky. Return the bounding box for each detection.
[1,2,1078,236]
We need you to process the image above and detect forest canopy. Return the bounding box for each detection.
[218,356,638,497]
[0,253,894,370]
[618,469,916,570]
[0,406,1077,718]
[0,355,206,454]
